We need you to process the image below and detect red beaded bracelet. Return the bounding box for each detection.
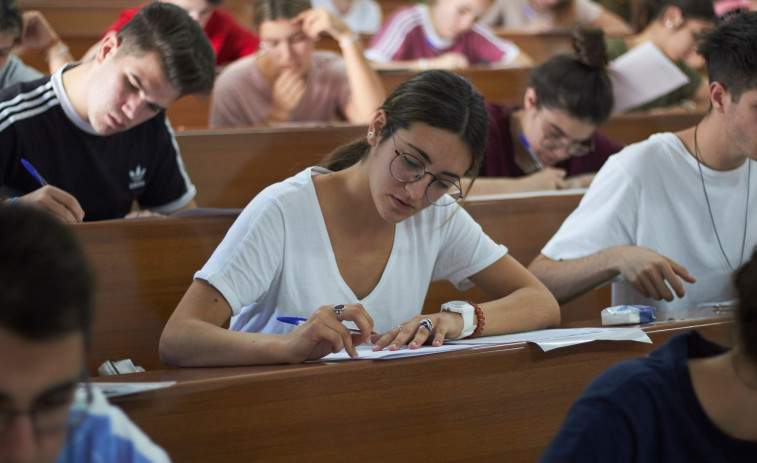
[465,300,485,339]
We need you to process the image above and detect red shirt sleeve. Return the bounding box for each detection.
[204,9,260,66]
[102,6,143,37]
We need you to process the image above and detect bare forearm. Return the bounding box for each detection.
[45,39,73,74]
[528,250,622,304]
[481,285,561,335]
[342,39,386,122]
[159,319,289,367]
[592,10,632,35]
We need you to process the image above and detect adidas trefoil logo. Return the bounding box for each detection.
[129,165,146,190]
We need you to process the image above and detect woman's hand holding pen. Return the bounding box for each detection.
[15,186,85,223]
[371,312,463,352]
[518,168,569,191]
[282,303,374,362]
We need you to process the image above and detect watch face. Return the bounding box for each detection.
[443,300,470,311]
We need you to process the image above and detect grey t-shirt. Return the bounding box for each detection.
[0,55,43,89]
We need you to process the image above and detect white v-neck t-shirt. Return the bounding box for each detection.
[196,167,507,333]
[542,133,757,320]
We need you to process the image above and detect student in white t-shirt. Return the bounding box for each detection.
[528,13,757,320]
[311,0,382,33]
[161,70,560,367]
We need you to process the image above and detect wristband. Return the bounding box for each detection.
[9,196,19,205]
[338,34,360,49]
[464,301,485,339]
[41,37,70,63]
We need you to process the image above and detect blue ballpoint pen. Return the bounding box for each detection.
[20,158,49,186]
[276,316,367,334]
[518,133,544,171]
[276,316,308,325]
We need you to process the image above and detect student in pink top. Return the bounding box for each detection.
[365,0,533,70]
[210,0,385,127]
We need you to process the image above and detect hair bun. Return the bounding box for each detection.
[571,26,609,68]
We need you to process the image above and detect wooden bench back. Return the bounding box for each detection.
[176,125,367,207]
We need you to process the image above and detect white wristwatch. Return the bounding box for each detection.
[441,300,477,339]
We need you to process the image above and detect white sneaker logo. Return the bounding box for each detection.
[129,165,146,190]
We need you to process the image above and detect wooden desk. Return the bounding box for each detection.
[98,318,735,462]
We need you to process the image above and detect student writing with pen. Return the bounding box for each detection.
[0,3,215,222]
[463,27,623,195]
[159,70,559,367]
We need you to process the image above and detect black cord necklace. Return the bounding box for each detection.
[693,123,750,273]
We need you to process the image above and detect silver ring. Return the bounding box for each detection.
[418,318,433,333]
[333,304,345,322]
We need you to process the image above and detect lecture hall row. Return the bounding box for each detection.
[6,2,738,462]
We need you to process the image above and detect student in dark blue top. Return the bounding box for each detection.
[541,245,757,461]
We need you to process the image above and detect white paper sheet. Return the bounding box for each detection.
[314,343,481,362]
[609,42,690,113]
[449,327,652,352]
[88,381,177,398]
[465,188,587,202]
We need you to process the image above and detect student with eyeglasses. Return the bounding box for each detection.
[529,13,757,320]
[160,70,560,367]
[468,27,623,195]
[0,205,170,463]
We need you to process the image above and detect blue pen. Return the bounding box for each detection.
[277,316,308,325]
[518,133,544,171]
[20,158,49,186]
[277,316,367,334]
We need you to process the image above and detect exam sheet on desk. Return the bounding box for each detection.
[313,343,481,362]
[315,327,652,360]
[449,327,652,351]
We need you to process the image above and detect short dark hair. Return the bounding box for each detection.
[697,11,757,102]
[117,2,216,97]
[253,0,312,28]
[0,0,22,39]
[321,70,489,178]
[650,0,716,23]
[735,247,757,362]
[0,205,94,344]
[529,27,613,126]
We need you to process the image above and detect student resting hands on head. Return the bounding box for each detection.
[160,70,560,367]
[480,0,631,35]
[209,0,385,127]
